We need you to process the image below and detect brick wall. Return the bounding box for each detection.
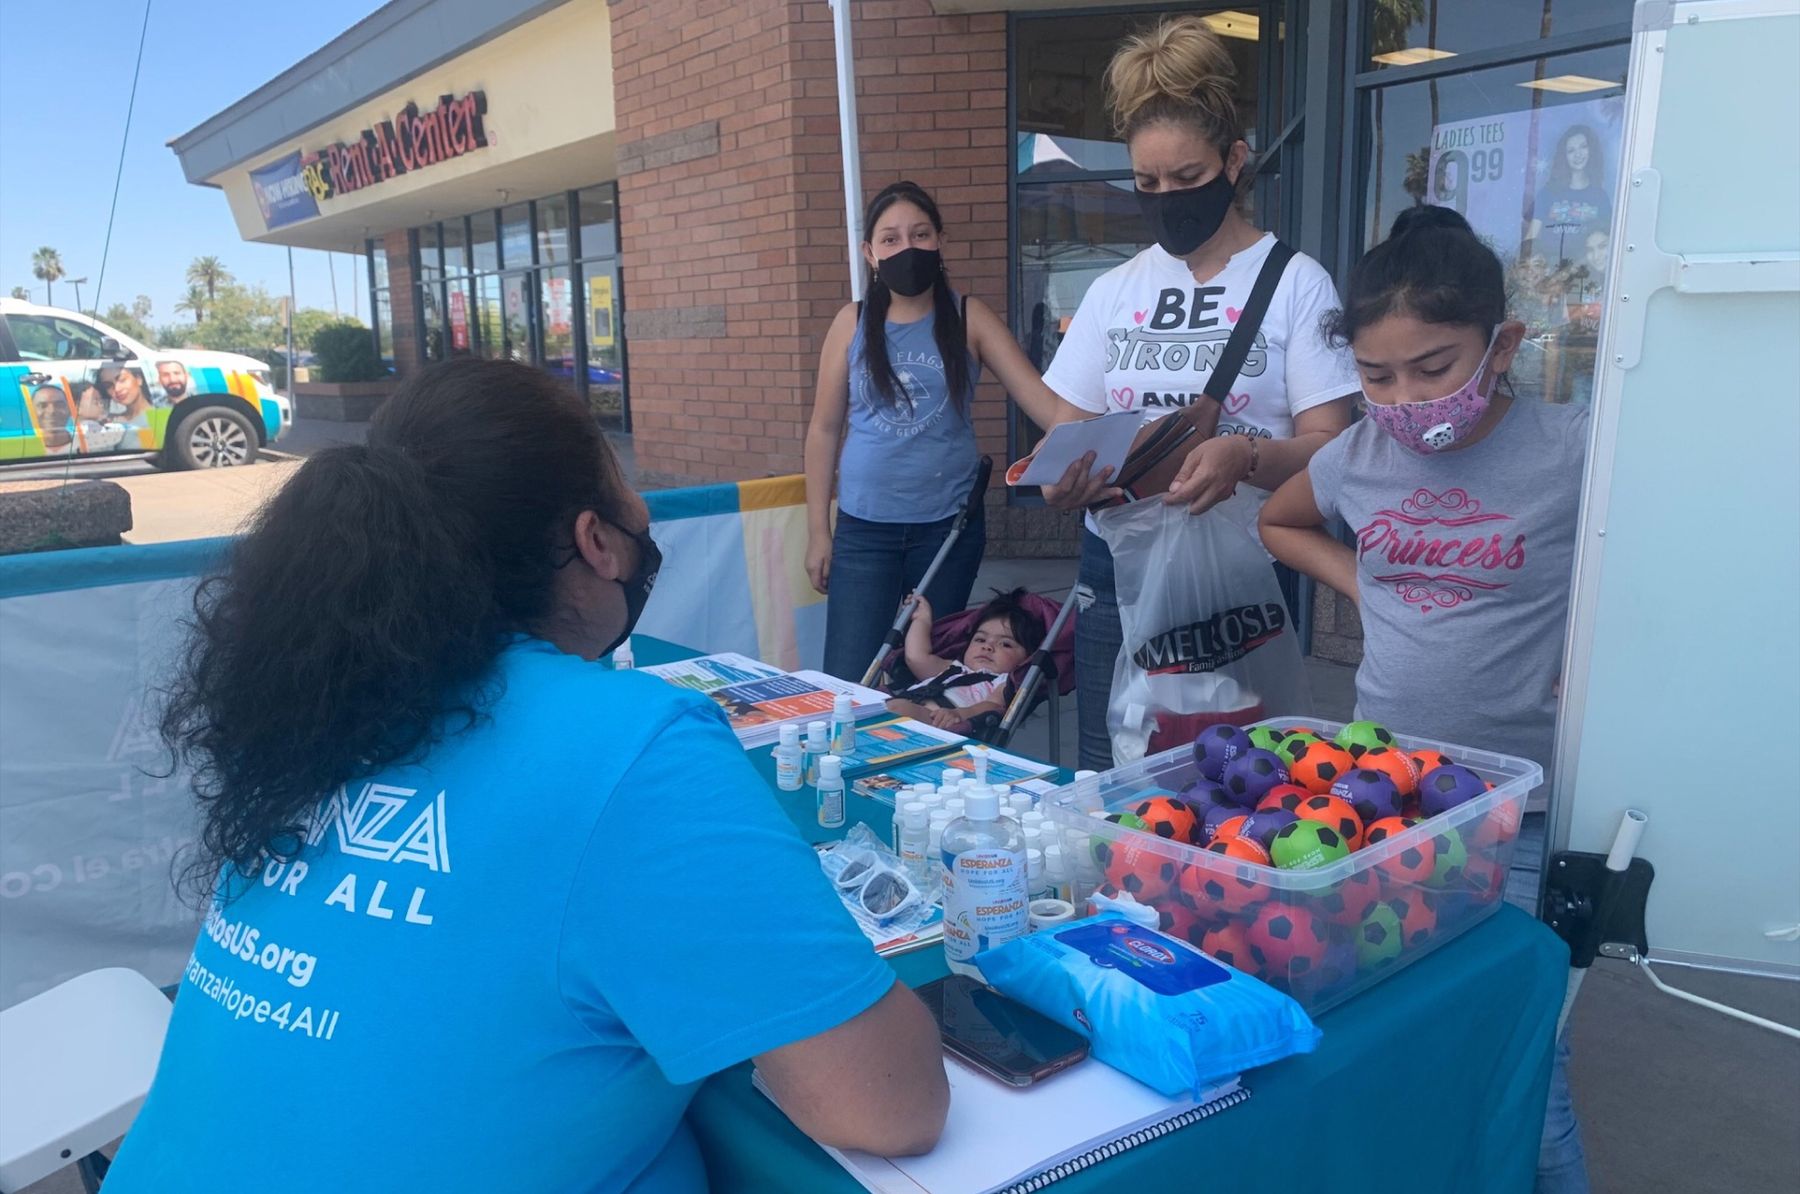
[381,228,421,377]
[611,0,1079,555]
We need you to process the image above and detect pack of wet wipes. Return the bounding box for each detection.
[975,914,1320,1097]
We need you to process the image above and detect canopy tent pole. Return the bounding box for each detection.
[828,0,865,301]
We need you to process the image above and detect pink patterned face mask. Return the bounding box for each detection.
[1363,334,1498,454]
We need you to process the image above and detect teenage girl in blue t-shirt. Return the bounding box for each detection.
[1260,206,1592,1194]
[804,180,1080,681]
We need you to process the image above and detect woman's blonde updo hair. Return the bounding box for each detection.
[1106,16,1245,156]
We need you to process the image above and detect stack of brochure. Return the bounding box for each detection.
[639,654,887,748]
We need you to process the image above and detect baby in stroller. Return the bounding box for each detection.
[886,588,1046,731]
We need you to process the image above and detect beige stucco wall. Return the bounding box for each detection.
[211,2,616,251]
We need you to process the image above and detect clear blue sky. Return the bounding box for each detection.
[0,0,384,332]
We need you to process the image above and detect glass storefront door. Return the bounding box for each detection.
[500,272,537,364]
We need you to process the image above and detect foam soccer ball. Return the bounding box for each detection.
[1334,719,1396,758]
[1207,835,1271,865]
[1131,796,1200,844]
[1276,731,1327,768]
[1211,814,1249,844]
[1089,812,1148,871]
[1202,802,1247,845]
[1247,725,1288,754]
[1178,778,1237,818]
[1287,739,1359,795]
[1222,749,1292,806]
[1157,898,1208,945]
[1408,748,1456,777]
[1246,903,1333,979]
[1425,825,1469,889]
[1298,939,1359,998]
[1103,839,1182,903]
[1269,819,1351,870]
[1255,783,1313,814]
[1356,746,1420,798]
[1418,764,1489,817]
[1177,859,1268,917]
[1330,768,1405,826]
[1200,920,1260,975]
[1193,723,1253,782]
[1365,816,1436,886]
[1469,798,1524,850]
[1238,807,1300,850]
[1388,893,1439,948]
[1357,902,1405,969]
[1314,868,1383,926]
[1296,794,1365,851]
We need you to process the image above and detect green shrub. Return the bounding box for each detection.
[310,321,386,383]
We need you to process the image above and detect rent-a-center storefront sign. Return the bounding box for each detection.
[249,90,489,228]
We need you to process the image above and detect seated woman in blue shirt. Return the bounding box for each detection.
[105,360,948,1193]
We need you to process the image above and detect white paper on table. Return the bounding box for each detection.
[1005,412,1143,487]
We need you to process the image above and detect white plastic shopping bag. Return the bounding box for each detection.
[1095,495,1311,766]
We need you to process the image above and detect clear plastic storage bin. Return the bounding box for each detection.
[1040,717,1541,1016]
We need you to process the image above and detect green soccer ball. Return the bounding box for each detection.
[1091,812,1148,870]
[1335,720,1396,760]
[1357,902,1404,969]
[1247,726,1289,754]
[1270,819,1352,870]
[1425,825,1469,888]
[1276,732,1326,767]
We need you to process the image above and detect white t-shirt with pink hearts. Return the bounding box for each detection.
[1042,233,1358,542]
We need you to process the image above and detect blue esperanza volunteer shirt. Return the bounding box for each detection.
[105,639,896,1194]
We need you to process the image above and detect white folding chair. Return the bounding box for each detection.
[0,968,171,1193]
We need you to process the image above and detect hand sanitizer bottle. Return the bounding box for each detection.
[829,693,857,755]
[941,785,1027,979]
[804,720,829,785]
[773,723,803,792]
[815,755,846,830]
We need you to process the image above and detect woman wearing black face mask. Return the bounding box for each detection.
[113,360,951,1191]
[805,180,1081,681]
[1036,17,1360,770]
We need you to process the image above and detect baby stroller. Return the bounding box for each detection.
[869,590,1078,755]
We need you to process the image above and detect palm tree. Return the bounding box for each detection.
[8,286,28,300]
[31,247,65,305]
[1369,0,1429,238]
[186,256,232,303]
[175,284,208,325]
[131,294,153,322]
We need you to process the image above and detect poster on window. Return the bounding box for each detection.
[1428,96,1624,268]
[547,276,572,337]
[448,288,470,351]
[589,274,615,349]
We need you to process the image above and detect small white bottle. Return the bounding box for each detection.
[815,755,846,830]
[1042,843,1072,903]
[830,693,857,755]
[804,721,830,785]
[773,723,804,792]
[611,639,635,670]
[1022,810,1047,836]
[942,785,1028,979]
[941,768,963,791]
[927,810,954,880]
[1022,825,1043,857]
[1026,847,1050,900]
[897,802,930,885]
[943,797,966,822]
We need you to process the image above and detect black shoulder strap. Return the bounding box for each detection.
[1202,240,1297,403]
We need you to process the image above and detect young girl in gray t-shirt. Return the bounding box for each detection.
[1260,205,1591,1194]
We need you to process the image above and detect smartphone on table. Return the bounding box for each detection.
[916,974,1090,1087]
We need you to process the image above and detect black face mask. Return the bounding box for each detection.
[603,522,661,657]
[1135,172,1237,258]
[876,246,941,297]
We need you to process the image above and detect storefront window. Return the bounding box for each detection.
[370,241,391,292]
[374,288,394,372]
[577,185,617,258]
[537,196,571,267]
[1362,43,1628,404]
[443,217,469,276]
[578,259,624,425]
[500,203,532,270]
[541,266,575,380]
[1016,178,1151,375]
[474,273,504,361]
[445,276,475,358]
[501,273,535,362]
[1367,0,1632,71]
[418,225,442,281]
[420,281,446,363]
[471,211,499,273]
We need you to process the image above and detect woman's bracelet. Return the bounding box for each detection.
[1242,434,1260,481]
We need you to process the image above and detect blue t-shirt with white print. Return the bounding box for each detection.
[106,639,895,1193]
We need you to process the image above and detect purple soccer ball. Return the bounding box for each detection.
[1221,748,1291,807]
[1201,802,1245,845]
[1193,724,1253,783]
[1239,807,1300,849]
[1419,764,1488,818]
[1331,769,1405,825]
[1178,778,1237,816]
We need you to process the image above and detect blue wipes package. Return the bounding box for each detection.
[974,914,1321,1097]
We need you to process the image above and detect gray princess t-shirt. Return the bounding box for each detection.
[1309,398,1590,794]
